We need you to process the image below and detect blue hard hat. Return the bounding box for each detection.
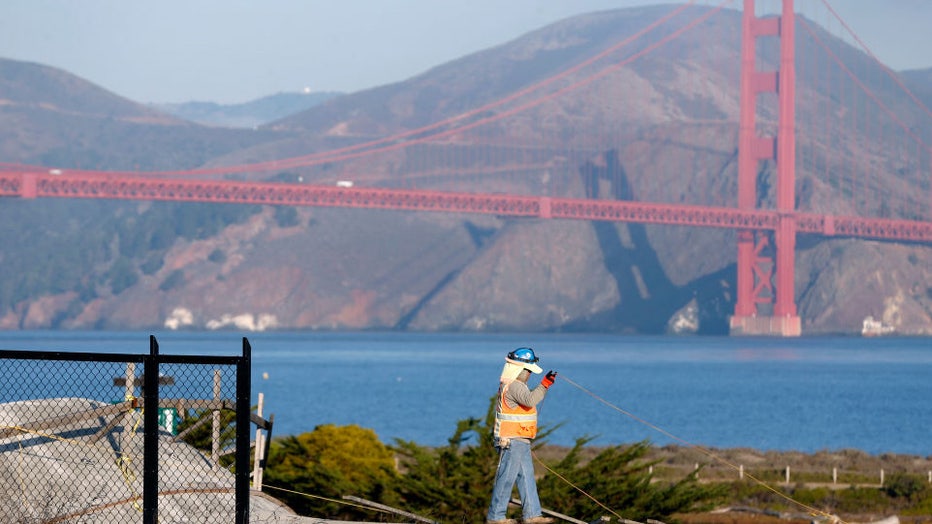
[507,347,539,365]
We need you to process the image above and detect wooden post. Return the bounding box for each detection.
[880,469,884,486]
[121,363,137,462]
[833,467,837,485]
[739,465,744,479]
[785,466,790,484]
[252,392,265,490]
[125,362,135,399]
[212,369,222,466]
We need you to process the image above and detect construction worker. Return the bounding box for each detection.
[486,347,557,524]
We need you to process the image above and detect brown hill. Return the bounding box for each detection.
[0,5,930,334]
[0,58,288,169]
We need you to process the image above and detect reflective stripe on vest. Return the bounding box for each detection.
[493,382,538,439]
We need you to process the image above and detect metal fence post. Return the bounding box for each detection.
[236,337,252,523]
[144,335,160,524]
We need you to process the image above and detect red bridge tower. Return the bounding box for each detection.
[730,0,801,336]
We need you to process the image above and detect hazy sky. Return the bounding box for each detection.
[2,1,930,104]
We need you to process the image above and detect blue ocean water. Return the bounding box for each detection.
[1,331,930,456]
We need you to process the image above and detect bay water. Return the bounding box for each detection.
[1,330,930,456]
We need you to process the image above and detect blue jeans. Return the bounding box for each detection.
[486,439,542,521]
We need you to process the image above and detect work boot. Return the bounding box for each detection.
[522,517,554,524]
[486,519,517,524]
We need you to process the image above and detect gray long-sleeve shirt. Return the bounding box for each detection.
[503,379,548,410]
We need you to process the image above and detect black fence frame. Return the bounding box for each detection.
[0,334,252,524]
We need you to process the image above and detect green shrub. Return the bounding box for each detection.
[884,473,927,501]
[264,424,398,519]
[832,486,888,514]
[537,439,727,522]
[791,485,833,508]
[904,485,932,516]
[392,397,722,523]
[391,410,500,522]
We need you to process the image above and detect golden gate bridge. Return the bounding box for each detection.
[1,0,930,336]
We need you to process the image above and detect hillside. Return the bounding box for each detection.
[0,59,288,170]
[0,5,930,334]
[152,91,343,128]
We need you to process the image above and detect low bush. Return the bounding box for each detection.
[263,423,398,519]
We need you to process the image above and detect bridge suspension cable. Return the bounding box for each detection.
[796,6,931,223]
[819,0,932,121]
[16,1,731,181]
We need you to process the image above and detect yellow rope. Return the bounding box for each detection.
[262,484,394,514]
[560,374,846,524]
[531,450,626,521]
[119,401,144,512]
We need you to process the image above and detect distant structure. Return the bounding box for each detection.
[729,0,800,337]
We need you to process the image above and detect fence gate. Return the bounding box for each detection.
[0,335,253,524]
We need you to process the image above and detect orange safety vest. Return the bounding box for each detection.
[493,382,538,439]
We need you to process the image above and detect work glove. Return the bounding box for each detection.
[541,370,557,389]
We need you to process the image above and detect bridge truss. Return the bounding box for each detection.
[2,170,930,245]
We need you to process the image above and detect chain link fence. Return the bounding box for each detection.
[0,335,256,524]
